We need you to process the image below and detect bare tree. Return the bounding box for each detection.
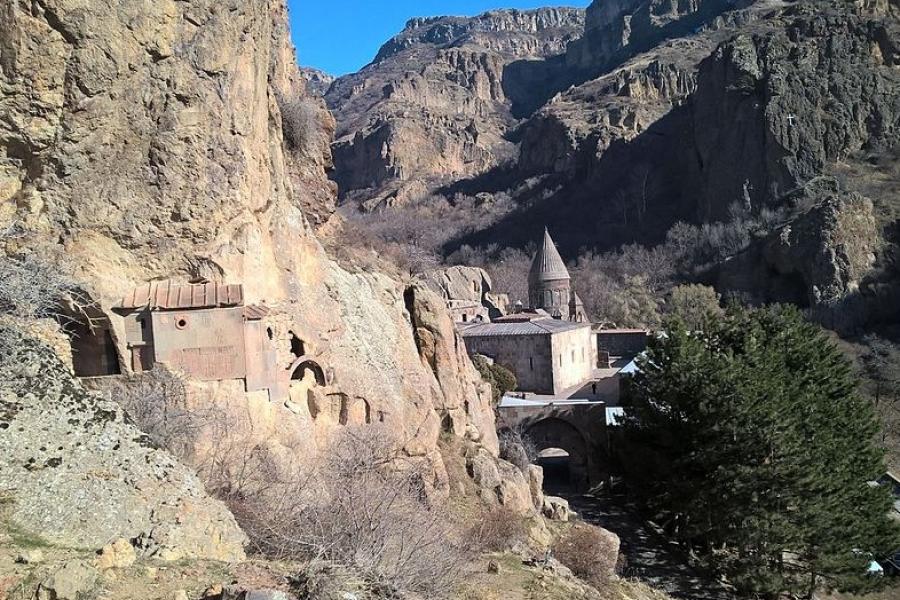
[232,425,470,598]
[499,425,538,473]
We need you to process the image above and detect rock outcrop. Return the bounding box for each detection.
[714,179,881,332]
[0,334,247,560]
[325,8,585,208]
[0,0,531,522]
[299,67,334,96]
[421,265,509,320]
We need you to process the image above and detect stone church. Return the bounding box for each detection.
[528,228,587,322]
[460,229,594,395]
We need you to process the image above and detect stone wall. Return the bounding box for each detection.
[464,333,554,394]
[550,325,595,392]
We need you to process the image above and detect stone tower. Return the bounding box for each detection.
[528,228,573,319]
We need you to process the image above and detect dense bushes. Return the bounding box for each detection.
[472,354,517,404]
[468,506,528,552]
[339,192,518,276]
[229,425,469,598]
[552,524,619,588]
[278,94,322,156]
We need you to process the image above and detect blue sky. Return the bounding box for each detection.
[288,1,590,76]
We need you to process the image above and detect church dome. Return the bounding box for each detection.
[528,228,570,283]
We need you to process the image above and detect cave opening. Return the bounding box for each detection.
[536,447,573,495]
[288,331,305,358]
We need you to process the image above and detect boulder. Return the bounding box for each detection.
[526,464,545,511]
[0,337,247,561]
[222,588,298,600]
[37,561,98,600]
[467,447,503,491]
[542,496,575,522]
[15,549,44,565]
[95,538,137,570]
[496,461,535,514]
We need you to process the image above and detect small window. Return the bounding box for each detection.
[462,314,468,322]
[266,327,274,340]
[571,349,575,363]
[175,315,189,330]
[559,354,562,367]
[529,357,533,371]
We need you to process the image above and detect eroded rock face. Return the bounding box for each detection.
[421,265,508,320]
[0,336,247,560]
[0,0,514,515]
[715,180,880,332]
[326,8,585,208]
[566,0,760,75]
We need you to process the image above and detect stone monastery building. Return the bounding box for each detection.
[70,281,326,404]
[460,230,594,395]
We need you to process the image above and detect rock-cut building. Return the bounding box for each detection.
[459,229,594,395]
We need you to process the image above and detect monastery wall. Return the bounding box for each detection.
[464,333,555,394]
[549,325,595,392]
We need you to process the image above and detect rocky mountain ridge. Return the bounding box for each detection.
[326,0,899,333]
[325,7,585,209]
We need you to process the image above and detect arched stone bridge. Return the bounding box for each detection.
[497,398,609,490]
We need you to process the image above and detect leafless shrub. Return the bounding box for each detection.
[552,524,619,588]
[278,93,321,155]
[232,425,469,598]
[0,250,83,322]
[498,426,537,473]
[0,227,89,368]
[467,506,527,552]
[96,368,210,458]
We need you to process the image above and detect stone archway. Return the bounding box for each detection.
[525,417,591,492]
[288,356,326,386]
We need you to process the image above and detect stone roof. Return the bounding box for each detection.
[460,316,589,337]
[528,228,570,283]
[119,281,244,310]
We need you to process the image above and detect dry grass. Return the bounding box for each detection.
[230,425,471,598]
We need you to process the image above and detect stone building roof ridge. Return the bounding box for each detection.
[528,228,570,283]
[119,281,245,310]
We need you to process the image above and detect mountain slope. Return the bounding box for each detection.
[327,0,899,333]
[325,7,585,209]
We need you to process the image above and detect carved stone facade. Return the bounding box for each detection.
[75,281,302,402]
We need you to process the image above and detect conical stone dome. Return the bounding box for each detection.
[528,228,570,284]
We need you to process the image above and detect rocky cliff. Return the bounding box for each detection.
[428,0,899,331]
[0,0,532,536]
[325,7,585,209]
[0,331,247,561]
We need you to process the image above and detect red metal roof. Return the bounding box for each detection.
[120,281,244,310]
[242,304,270,320]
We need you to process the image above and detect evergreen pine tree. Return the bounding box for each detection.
[621,305,900,598]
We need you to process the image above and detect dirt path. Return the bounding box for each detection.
[566,493,735,600]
